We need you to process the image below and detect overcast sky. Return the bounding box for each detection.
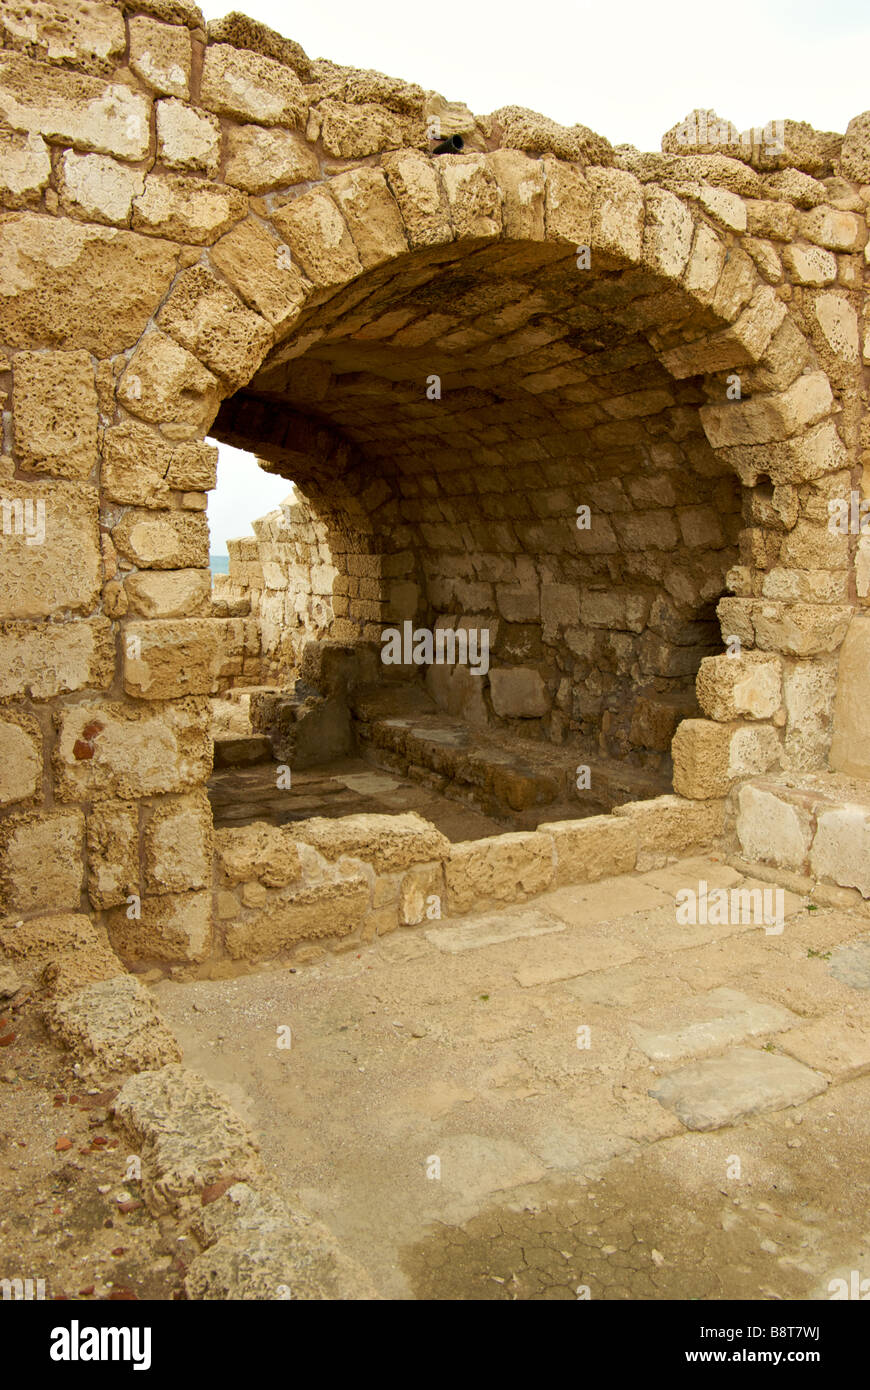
[205,0,870,552]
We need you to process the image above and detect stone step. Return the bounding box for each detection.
[213,734,273,768]
[736,773,870,898]
[649,1046,827,1131]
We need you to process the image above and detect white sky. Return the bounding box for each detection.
[205,0,870,552]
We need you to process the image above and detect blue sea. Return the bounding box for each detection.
[209,554,230,576]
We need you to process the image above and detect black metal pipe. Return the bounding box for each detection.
[431,133,464,154]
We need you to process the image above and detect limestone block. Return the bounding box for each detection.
[695,652,782,721]
[489,666,551,717]
[0,0,126,74]
[57,149,146,226]
[830,614,870,779]
[132,172,247,245]
[123,618,230,697]
[46,974,182,1079]
[839,110,870,183]
[315,99,413,158]
[381,148,451,247]
[210,218,311,330]
[439,153,501,239]
[200,43,307,126]
[543,156,591,245]
[225,872,371,959]
[672,718,781,798]
[157,266,272,389]
[290,813,450,874]
[143,790,212,893]
[445,832,554,915]
[0,52,150,159]
[813,291,860,363]
[53,698,212,800]
[682,221,727,304]
[86,799,139,910]
[112,508,209,569]
[0,808,84,914]
[486,149,545,240]
[0,617,113,699]
[398,862,444,926]
[118,332,220,431]
[537,815,637,887]
[810,806,870,898]
[700,371,834,447]
[587,166,644,261]
[124,568,212,618]
[782,243,837,285]
[699,184,746,231]
[223,124,318,193]
[643,187,694,279]
[779,516,850,570]
[128,15,191,98]
[270,188,361,287]
[719,419,846,487]
[0,212,180,355]
[735,782,813,871]
[799,206,865,252]
[0,711,42,807]
[328,167,408,270]
[102,421,216,506]
[107,889,212,962]
[13,350,97,477]
[612,794,725,852]
[215,824,301,888]
[0,479,100,619]
[751,602,851,657]
[156,98,221,174]
[0,129,50,206]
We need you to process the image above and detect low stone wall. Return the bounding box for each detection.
[733,773,870,898]
[200,795,727,968]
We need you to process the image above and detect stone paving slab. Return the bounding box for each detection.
[425,907,564,954]
[628,987,798,1063]
[649,1046,827,1131]
[777,1017,870,1082]
[828,939,870,989]
[542,875,673,927]
[512,931,640,988]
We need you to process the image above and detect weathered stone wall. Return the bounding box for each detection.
[0,0,868,966]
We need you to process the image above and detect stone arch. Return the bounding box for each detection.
[1,4,866,963]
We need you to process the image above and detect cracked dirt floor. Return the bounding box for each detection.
[154,853,870,1301]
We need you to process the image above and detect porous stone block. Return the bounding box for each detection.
[0,129,50,206]
[537,815,638,886]
[132,172,247,246]
[735,782,813,872]
[143,790,212,893]
[124,568,212,618]
[695,651,782,721]
[0,711,42,806]
[0,617,113,699]
[57,149,145,226]
[224,872,371,959]
[210,218,311,330]
[700,371,834,447]
[47,974,182,1079]
[0,911,122,996]
[128,14,191,98]
[53,698,212,800]
[0,212,180,356]
[0,808,84,914]
[290,813,450,874]
[112,508,209,569]
[0,480,100,619]
[0,52,150,160]
[156,265,273,388]
[0,0,126,74]
[215,823,301,888]
[156,98,221,174]
[671,718,781,799]
[613,794,725,853]
[107,889,212,962]
[200,43,307,126]
[445,832,554,914]
[270,188,361,286]
[328,166,408,270]
[102,421,216,507]
[118,331,220,431]
[87,800,139,909]
[382,148,451,247]
[223,124,319,193]
[398,861,444,925]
